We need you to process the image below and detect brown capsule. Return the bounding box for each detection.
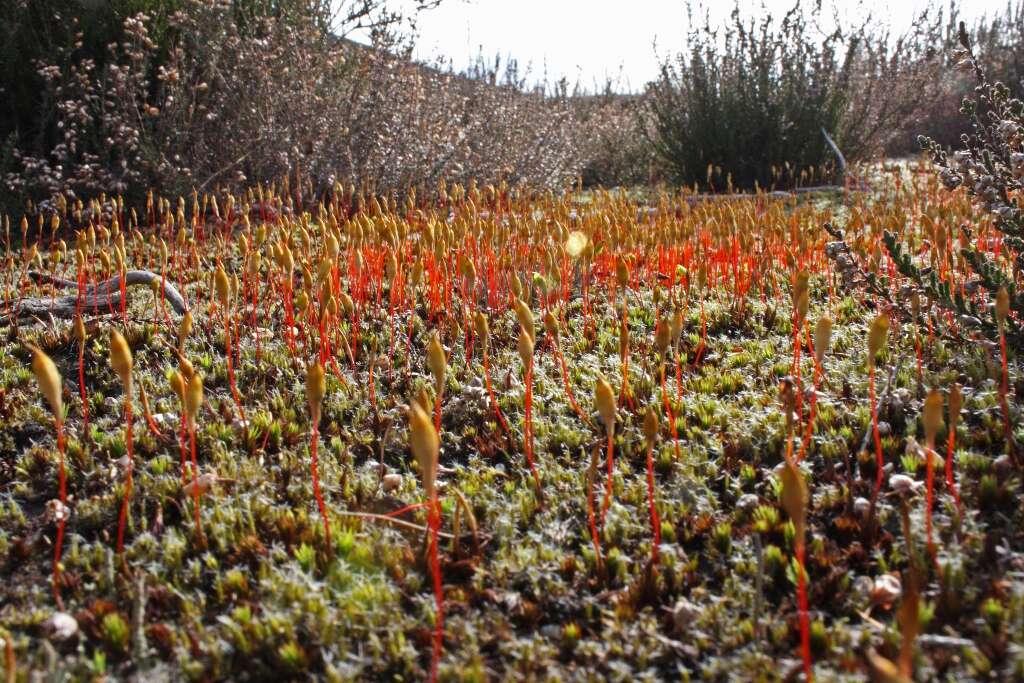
[306,362,326,423]
[779,459,807,541]
[813,316,832,366]
[655,316,672,356]
[949,383,963,429]
[427,332,446,390]
[923,388,944,449]
[995,287,1009,326]
[643,406,660,442]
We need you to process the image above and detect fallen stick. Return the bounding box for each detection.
[5,270,188,322]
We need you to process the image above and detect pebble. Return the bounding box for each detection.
[870,573,902,606]
[889,474,918,494]
[44,612,78,641]
[152,412,177,427]
[670,597,700,633]
[46,499,70,523]
[383,473,402,492]
[736,493,759,516]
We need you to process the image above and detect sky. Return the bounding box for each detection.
[366,0,1013,92]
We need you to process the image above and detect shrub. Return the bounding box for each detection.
[891,2,1024,154]
[887,22,1023,338]
[645,1,946,191]
[0,1,589,216]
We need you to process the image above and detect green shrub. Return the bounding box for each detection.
[645,1,945,191]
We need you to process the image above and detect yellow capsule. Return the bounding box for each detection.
[169,370,185,404]
[73,314,86,343]
[214,264,230,307]
[409,403,439,501]
[317,257,332,283]
[595,377,616,432]
[306,362,326,422]
[184,373,204,424]
[510,274,523,300]
[514,299,534,343]
[294,290,309,312]
[473,311,489,346]
[427,332,446,390]
[29,345,63,419]
[179,356,194,381]
[109,330,133,390]
[415,386,433,415]
[517,326,534,370]
[543,311,559,341]
[178,310,193,349]
[813,316,832,366]
[923,388,944,448]
[338,291,353,316]
[867,314,890,369]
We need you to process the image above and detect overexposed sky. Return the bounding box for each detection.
[370,0,1011,91]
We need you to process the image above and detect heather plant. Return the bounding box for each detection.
[646,1,946,190]
[1,1,591,217]
[897,22,1024,340]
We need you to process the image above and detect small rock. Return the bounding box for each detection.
[182,473,219,497]
[853,497,871,517]
[889,474,918,495]
[45,499,70,524]
[994,454,1014,477]
[670,597,700,633]
[44,612,78,641]
[152,412,177,427]
[853,575,874,599]
[736,494,759,516]
[383,473,402,492]
[870,573,902,606]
